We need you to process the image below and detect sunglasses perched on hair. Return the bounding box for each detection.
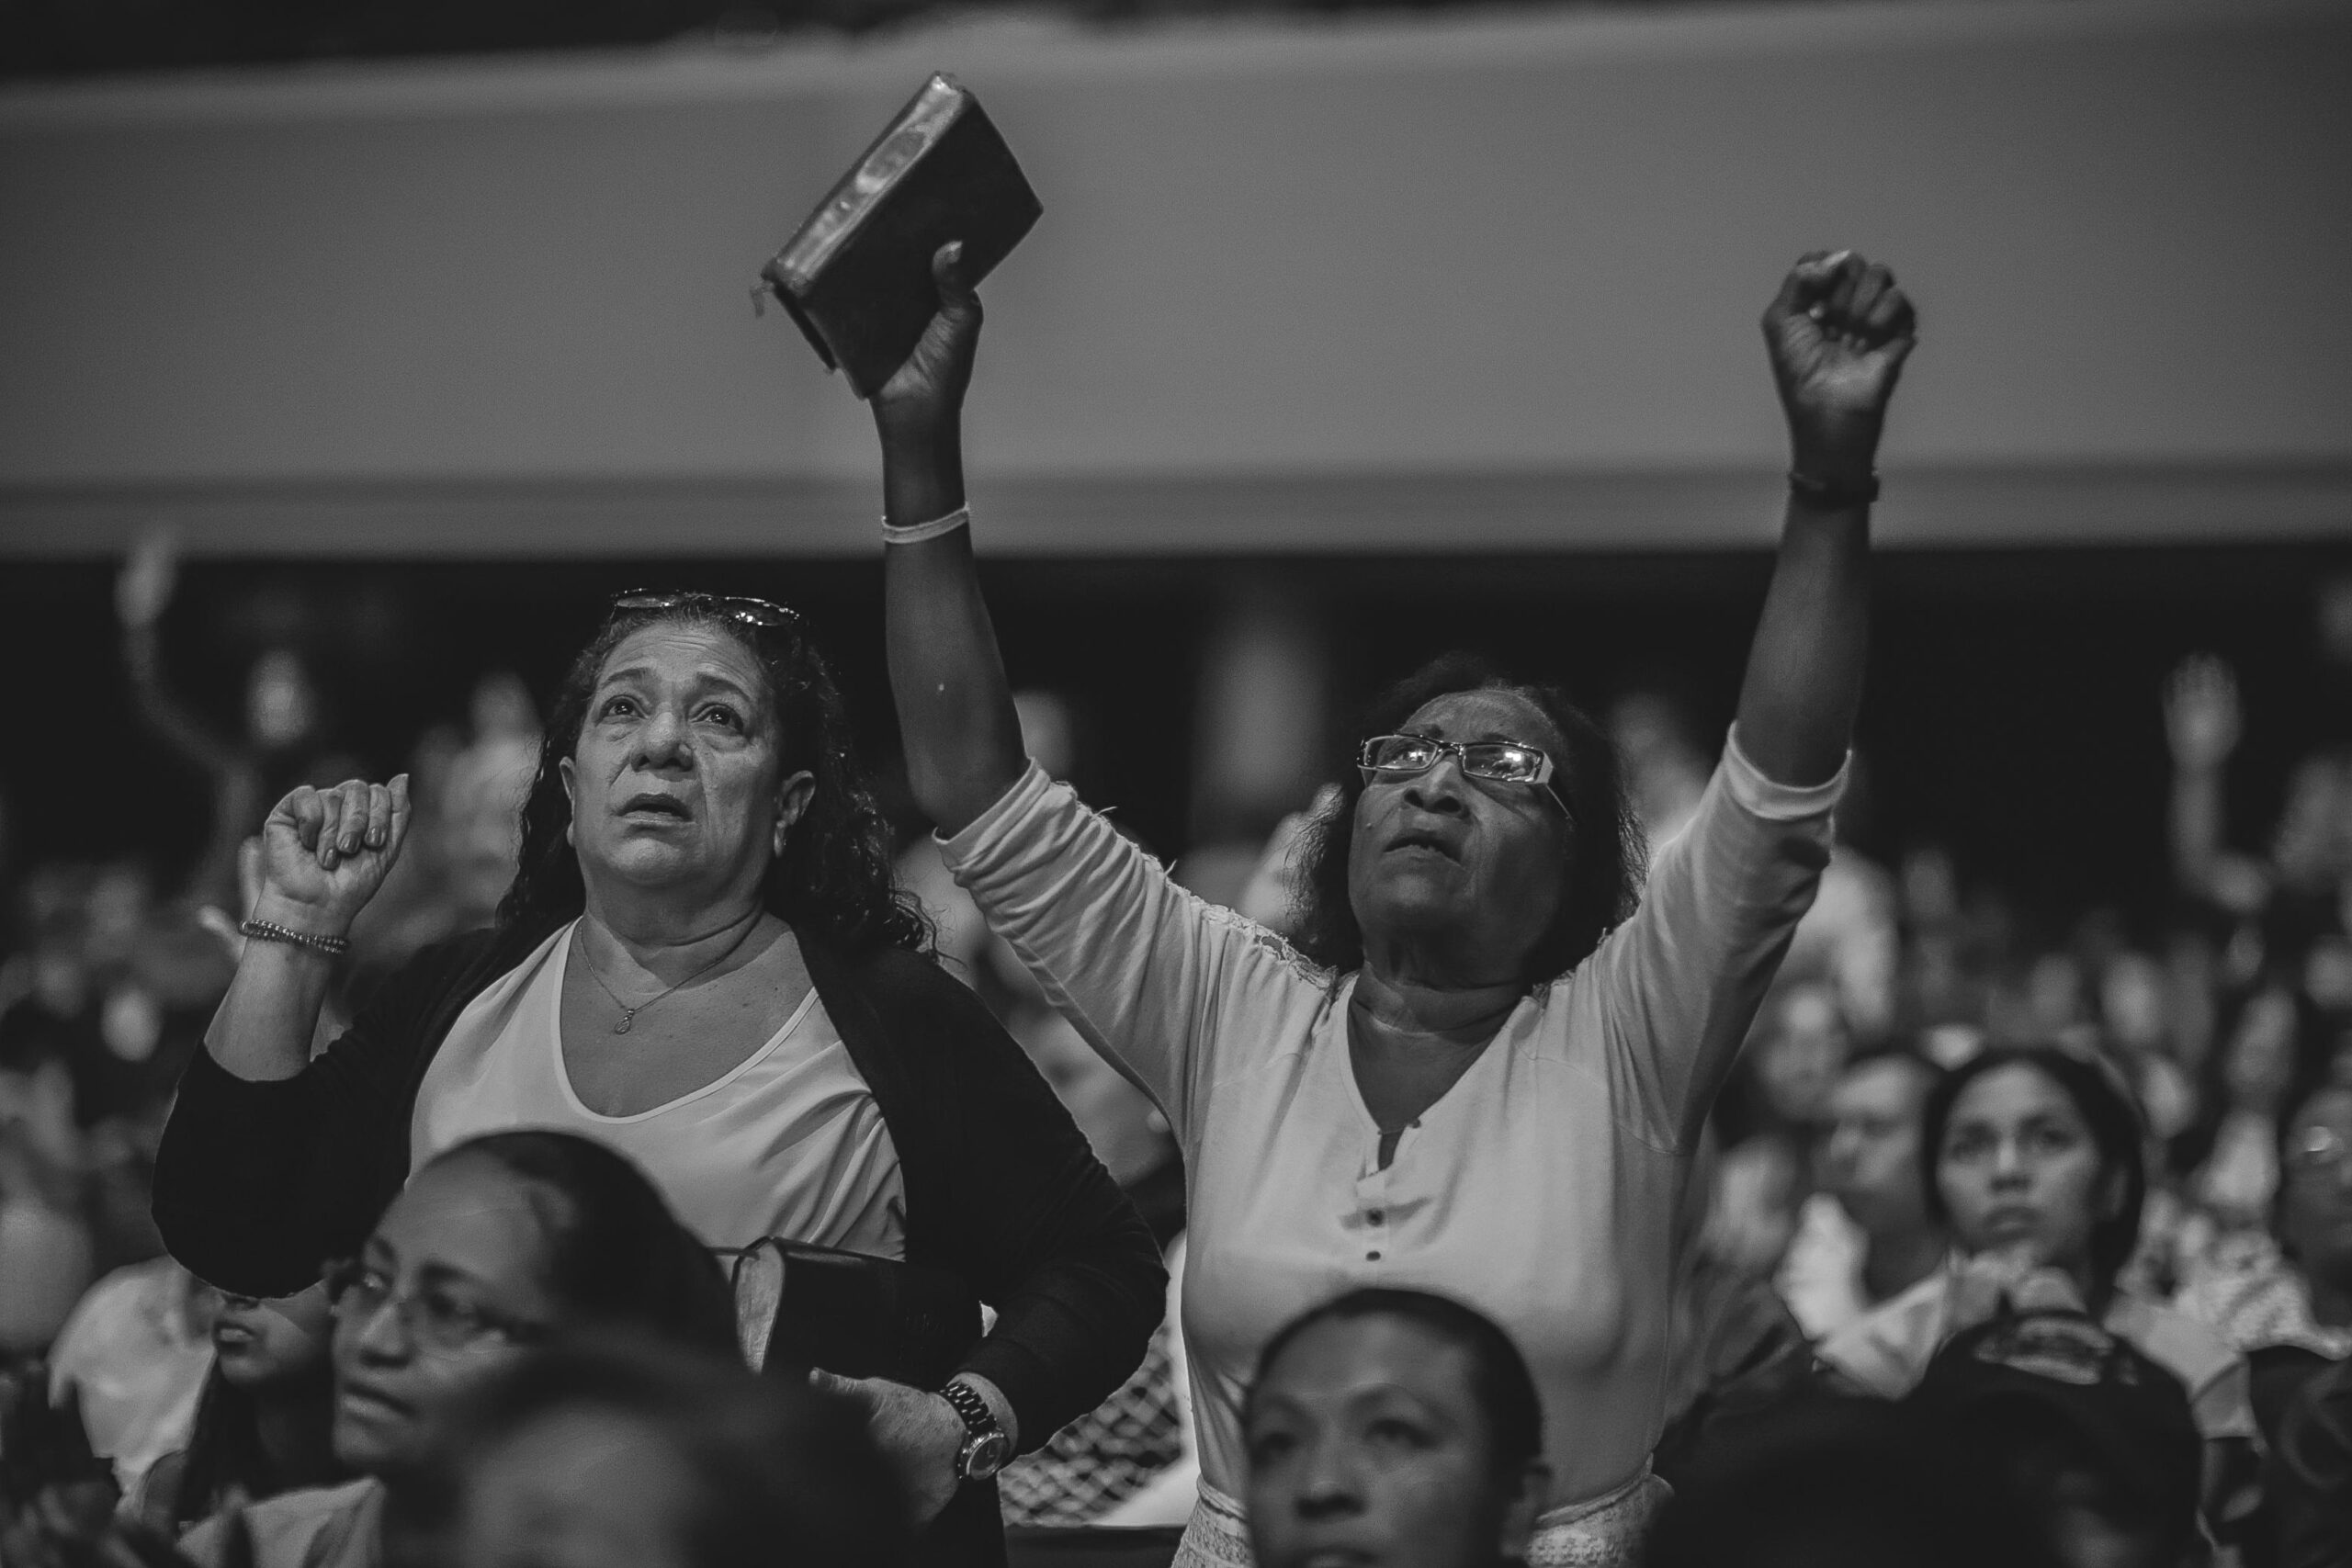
[608,589,803,633]
[1356,733,1570,820]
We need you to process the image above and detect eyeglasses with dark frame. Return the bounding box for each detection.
[1356,733,1572,821]
[322,1257,552,1355]
[608,589,804,635]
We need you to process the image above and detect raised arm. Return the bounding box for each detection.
[875,246,1027,835]
[203,775,412,1081]
[2164,655,2242,901]
[1736,252,1917,785]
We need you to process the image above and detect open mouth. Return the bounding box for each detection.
[620,794,691,820]
[1385,829,1457,861]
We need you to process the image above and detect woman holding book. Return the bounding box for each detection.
[872,243,1914,1566]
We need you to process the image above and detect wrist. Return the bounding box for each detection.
[247,891,350,941]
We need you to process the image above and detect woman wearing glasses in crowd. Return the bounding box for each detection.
[870,243,1914,1566]
[156,592,1165,1568]
[175,1130,741,1568]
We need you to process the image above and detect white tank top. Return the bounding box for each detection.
[410,920,906,1258]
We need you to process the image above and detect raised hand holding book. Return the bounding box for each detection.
[760,73,1042,400]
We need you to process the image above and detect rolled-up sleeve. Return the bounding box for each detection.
[1588,727,1844,1151]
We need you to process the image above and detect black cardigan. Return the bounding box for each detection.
[154,917,1166,1564]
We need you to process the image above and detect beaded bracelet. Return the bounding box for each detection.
[881,506,972,547]
[241,918,351,959]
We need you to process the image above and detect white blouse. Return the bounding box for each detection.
[410,920,906,1258]
[942,732,1840,1506]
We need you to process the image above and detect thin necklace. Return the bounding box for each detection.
[574,908,763,1034]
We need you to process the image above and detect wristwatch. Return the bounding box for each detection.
[939,1379,1011,1483]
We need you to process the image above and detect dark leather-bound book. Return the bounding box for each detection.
[761,73,1042,399]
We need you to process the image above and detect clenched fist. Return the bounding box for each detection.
[252,774,413,935]
[1762,250,1918,489]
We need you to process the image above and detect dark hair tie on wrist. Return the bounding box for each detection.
[1788,469,1881,508]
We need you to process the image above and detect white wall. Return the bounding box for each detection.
[2,0,2347,554]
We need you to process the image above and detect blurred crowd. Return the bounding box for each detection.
[6,538,2352,1568]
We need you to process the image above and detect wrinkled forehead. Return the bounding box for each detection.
[1398,688,1566,755]
[596,620,773,703]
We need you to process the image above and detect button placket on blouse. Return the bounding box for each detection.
[1353,1119,1419,1264]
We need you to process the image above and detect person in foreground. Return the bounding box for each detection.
[154,585,1165,1565]
[873,242,1916,1565]
[1241,1291,1549,1568]
[178,1130,741,1568]
[1815,1044,2255,1532]
[389,1336,905,1568]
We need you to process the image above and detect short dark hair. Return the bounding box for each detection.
[1248,1288,1542,1480]
[421,1131,740,1359]
[390,1335,908,1568]
[1288,653,1645,983]
[497,603,930,955]
[1838,1042,1947,1097]
[1918,1046,2147,1298]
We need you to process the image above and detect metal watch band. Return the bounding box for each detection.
[938,1379,1007,1483]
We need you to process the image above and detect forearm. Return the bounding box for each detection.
[1733,495,1869,787]
[202,920,335,1081]
[879,423,1026,836]
[2171,767,2225,894]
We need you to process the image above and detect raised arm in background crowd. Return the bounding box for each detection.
[872,243,1915,1568]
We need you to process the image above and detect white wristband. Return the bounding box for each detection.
[881,506,972,547]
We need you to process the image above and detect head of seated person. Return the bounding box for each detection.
[1645,1399,2057,1568]
[1920,1045,2145,1309]
[325,1129,737,1480]
[1241,1288,1549,1568]
[498,592,924,953]
[2276,1081,2352,1327]
[1909,1311,2202,1568]
[1822,1045,1948,1275]
[1284,652,1643,987]
[385,1335,906,1568]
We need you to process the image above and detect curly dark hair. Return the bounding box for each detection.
[1288,651,1645,984]
[495,601,930,954]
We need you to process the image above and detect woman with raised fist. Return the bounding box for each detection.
[154,597,1164,1568]
[875,243,1916,1566]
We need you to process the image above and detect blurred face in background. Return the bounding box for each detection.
[1936,1064,2119,1280]
[330,1156,560,1474]
[1347,690,1570,980]
[443,1408,698,1568]
[215,1283,334,1392]
[1822,1056,1936,1239]
[247,649,320,751]
[560,622,809,914]
[2223,989,2300,1117]
[2279,1088,2352,1293]
[1758,984,1850,1128]
[1246,1314,1544,1568]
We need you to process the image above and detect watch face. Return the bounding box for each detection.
[963,1428,1012,1481]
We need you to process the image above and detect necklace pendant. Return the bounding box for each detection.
[615,1010,636,1035]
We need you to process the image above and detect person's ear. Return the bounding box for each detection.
[559,757,577,848]
[772,770,816,857]
[1495,1459,1552,1562]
